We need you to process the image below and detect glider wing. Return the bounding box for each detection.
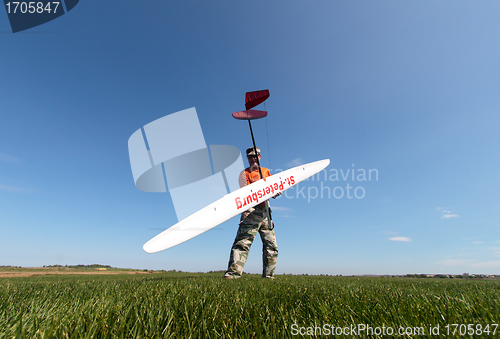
[143,159,330,253]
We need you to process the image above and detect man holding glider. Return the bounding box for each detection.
[224,147,280,279]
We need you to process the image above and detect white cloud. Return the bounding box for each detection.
[0,153,22,164]
[471,261,500,268]
[388,236,412,242]
[437,259,472,267]
[271,206,291,211]
[437,258,500,269]
[285,158,304,168]
[0,184,29,193]
[487,247,500,257]
[270,206,294,217]
[437,207,459,218]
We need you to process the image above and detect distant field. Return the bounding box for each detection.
[0,266,157,278]
[1,273,499,338]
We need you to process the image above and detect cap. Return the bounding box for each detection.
[246,147,260,157]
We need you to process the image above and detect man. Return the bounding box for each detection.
[223,147,280,279]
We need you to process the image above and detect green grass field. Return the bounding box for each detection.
[1,272,499,338]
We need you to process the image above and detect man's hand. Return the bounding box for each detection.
[272,192,282,199]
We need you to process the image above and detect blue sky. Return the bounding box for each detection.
[1,0,499,275]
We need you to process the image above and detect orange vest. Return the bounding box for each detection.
[245,167,271,185]
[239,167,271,207]
[241,167,271,186]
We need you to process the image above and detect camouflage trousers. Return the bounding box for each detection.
[224,204,278,279]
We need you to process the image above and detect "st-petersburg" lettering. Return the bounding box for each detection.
[235,176,295,209]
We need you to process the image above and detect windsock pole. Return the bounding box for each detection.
[232,90,274,229]
[247,119,274,230]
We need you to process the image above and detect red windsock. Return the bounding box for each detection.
[245,90,270,110]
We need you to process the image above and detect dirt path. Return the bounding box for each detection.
[0,268,154,278]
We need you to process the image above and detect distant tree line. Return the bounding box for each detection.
[41,264,113,268]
